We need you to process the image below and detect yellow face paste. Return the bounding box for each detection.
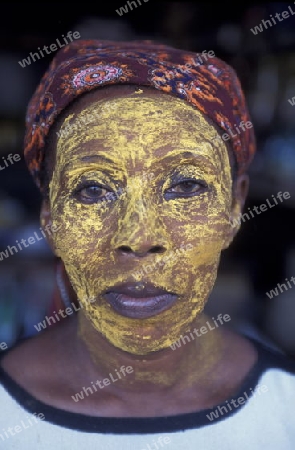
[49,93,234,355]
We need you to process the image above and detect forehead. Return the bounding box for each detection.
[57,84,222,137]
[55,86,225,155]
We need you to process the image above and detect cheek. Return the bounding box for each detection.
[162,190,232,264]
[50,196,105,267]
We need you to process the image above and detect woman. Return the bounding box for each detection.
[0,40,294,449]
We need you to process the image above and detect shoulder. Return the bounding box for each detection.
[232,334,295,402]
[213,328,295,402]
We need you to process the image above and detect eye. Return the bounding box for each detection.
[73,182,112,204]
[172,180,201,193]
[165,178,208,198]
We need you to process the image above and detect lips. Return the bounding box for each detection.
[103,282,178,319]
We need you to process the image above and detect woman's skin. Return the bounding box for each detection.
[1,86,257,417]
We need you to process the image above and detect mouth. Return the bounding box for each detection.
[102,282,178,319]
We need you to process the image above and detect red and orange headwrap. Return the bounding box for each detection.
[24,39,256,190]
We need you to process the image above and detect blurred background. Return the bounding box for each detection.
[0,2,295,354]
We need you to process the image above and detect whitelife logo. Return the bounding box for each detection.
[0,342,8,351]
[178,50,215,72]
[206,385,268,421]
[250,3,295,34]
[0,153,21,171]
[212,120,253,144]
[266,276,295,299]
[34,297,96,332]
[230,191,291,228]
[141,436,172,450]
[0,224,60,261]
[71,366,134,402]
[116,0,149,16]
[170,314,231,351]
[0,413,45,443]
[18,31,81,68]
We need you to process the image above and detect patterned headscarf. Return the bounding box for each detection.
[24,39,256,190]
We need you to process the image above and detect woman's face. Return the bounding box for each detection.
[45,88,239,355]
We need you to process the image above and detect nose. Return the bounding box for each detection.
[111,196,169,258]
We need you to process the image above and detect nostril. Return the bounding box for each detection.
[150,246,165,254]
[118,245,165,255]
[119,245,133,253]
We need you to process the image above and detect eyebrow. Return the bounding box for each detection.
[157,149,219,171]
[61,154,117,175]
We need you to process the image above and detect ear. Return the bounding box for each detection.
[223,173,249,249]
[40,199,60,256]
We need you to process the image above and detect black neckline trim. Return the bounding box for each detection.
[0,338,294,435]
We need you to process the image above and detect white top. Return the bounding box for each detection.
[0,339,295,450]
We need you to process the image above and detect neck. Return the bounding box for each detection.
[75,312,226,394]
